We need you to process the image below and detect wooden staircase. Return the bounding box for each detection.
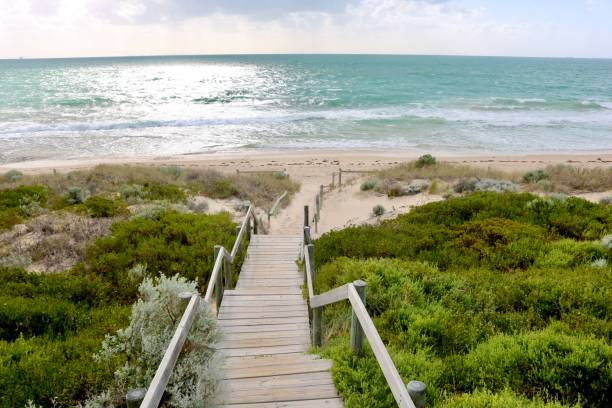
[214,234,343,407]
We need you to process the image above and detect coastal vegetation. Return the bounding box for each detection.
[0,209,236,406]
[367,155,612,198]
[0,164,293,406]
[313,192,611,407]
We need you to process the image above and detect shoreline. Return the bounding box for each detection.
[2,149,612,175]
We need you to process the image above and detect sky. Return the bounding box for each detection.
[0,0,611,59]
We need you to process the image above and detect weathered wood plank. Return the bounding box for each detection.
[219,343,308,357]
[217,398,343,408]
[219,323,310,334]
[218,317,308,327]
[222,353,321,369]
[221,329,310,341]
[222,360,332,380]
[219,371,334,392]
[217,336,309,349]
[216,384,339,405]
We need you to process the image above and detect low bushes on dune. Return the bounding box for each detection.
[83,211,237,299]
[0,208,239,406]
[313,192,611,407]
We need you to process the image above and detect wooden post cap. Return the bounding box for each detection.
[353,280,366,288]
[407,380,427,408]
[126,388,146,407]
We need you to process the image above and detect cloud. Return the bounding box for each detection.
[88,0,354,23]
[0,0,609,58]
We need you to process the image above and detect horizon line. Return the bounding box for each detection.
[2,52,612,62]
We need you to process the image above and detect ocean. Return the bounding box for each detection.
[1,54,612,163]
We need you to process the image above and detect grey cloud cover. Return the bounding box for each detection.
[91,0,452,23]
[91,0,355,23]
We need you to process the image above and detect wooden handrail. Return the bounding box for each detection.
[347,285,416,408]
[268,190,288,225]
[139,203,257,408]
[302,231,423,408]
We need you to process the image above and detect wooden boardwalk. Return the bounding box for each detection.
[215,235,343,407]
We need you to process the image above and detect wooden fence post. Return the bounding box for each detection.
[338,168,342,190]
[224,253,232,290]
[307,243,321,347]
[304,205,309,228]
[126,388,146,408]
[214,245,223,312]
[253,215,258,235]
[332,172,336,188]
[407,381,427,408]
[319,185,324,205]
[312,306,322,347]
[350,280,366,355]
[178,292,193,310]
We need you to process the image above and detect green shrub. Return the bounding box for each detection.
[314,193,612,270]
[440,389,568,408]
[143,182,187,202]
[523,169,549,183]
[84,196,128,218]
[0,208,23,231]
[0,185,48,210]
[0,296,81,341]
[456,327,611,407]
[159,166,182,178]
[0,307,129,407]
[83,211,237,299]
[0,267,115,307]
[0,185,48,230]
[120,184,145,202]
[65,186,88,204]
[3,169,24,182]
[361,179,379,191]
[274,170,288,179]
[372,205,385,216]
[415,154,437,168]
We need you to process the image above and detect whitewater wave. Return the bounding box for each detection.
[2,102,612,138]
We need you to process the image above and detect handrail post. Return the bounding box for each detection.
[303,226,311,245]
[339,168,342,190]
[253,214,258,235]
[312,306,322,347]
[307,243,315,283]
[304,205,309,227]
[214,245,223,313]
[178,291,193,309]
[125,388,146,408]
[319,185,324,205]
[332,172,336,188]
[247,218,252,241]
[307,243,322,347]
[350,280,366,355]
[407,381,427,408]
[224,253,232,290]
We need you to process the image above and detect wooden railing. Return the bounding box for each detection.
[267,190,288,226]
[302,226,427,408]
[136,204,258,408]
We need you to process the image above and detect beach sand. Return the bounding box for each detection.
[2,150,611,236]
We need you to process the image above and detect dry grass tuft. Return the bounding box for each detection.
[526,164,612,193]
[377,161,514,183]
[0,164,300,209]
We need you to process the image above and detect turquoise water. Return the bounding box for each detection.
[1,55,612,163]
